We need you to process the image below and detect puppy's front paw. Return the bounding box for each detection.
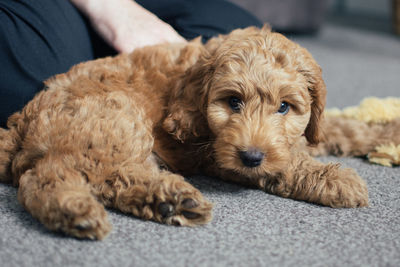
[156,196,212,226]
[152,174,213,226]
[320,166,369,208]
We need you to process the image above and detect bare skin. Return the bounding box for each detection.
[70,0,187,53]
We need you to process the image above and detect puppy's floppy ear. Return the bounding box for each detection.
[163,43,215,142]
[305,69,326,145]
[297,48,327,145]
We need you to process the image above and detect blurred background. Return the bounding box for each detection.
[230,0,399,35]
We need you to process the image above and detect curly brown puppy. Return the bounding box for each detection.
[0,26,369,240]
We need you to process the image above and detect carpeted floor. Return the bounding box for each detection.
[1,22,399,267]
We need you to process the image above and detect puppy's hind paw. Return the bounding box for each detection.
[57,193,112,240]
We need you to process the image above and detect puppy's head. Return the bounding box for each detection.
[164,26,326,176]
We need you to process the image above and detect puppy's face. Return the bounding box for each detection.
[203,28,325,177]
[164,27,325,177]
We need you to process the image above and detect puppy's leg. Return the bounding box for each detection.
[0,128,19,184]
[306,117,400,157]
[17,154,111,240]
[263,152,368,208]
[93,159,213,226]
[67,93,213,226]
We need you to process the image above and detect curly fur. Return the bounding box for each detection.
[0,26,380,240]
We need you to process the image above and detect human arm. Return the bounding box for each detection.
[70,0,186,53]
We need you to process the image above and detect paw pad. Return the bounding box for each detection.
[181,198,198,209]
[158,202,174,218]
[181,210,201,219]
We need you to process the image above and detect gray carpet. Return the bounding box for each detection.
[1,23,399,267]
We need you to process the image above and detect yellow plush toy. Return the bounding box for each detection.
[325,97,400,167]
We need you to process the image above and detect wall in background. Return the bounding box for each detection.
[331,0,391,18]
[229,0,395,33]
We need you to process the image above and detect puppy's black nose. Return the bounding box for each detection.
[239,149,264,167]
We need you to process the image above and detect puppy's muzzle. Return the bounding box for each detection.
[239,148,265,168]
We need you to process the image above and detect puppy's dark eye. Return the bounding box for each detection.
[277,102,290,115]
[228,96,242,112]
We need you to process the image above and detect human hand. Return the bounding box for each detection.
[70,0,186,53]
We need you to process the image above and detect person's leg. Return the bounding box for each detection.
[0,0,112,128]
[137,0,263,41]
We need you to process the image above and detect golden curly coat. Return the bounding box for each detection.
[0,26,377,240]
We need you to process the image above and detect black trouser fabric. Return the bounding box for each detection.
[0,0,261,127]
